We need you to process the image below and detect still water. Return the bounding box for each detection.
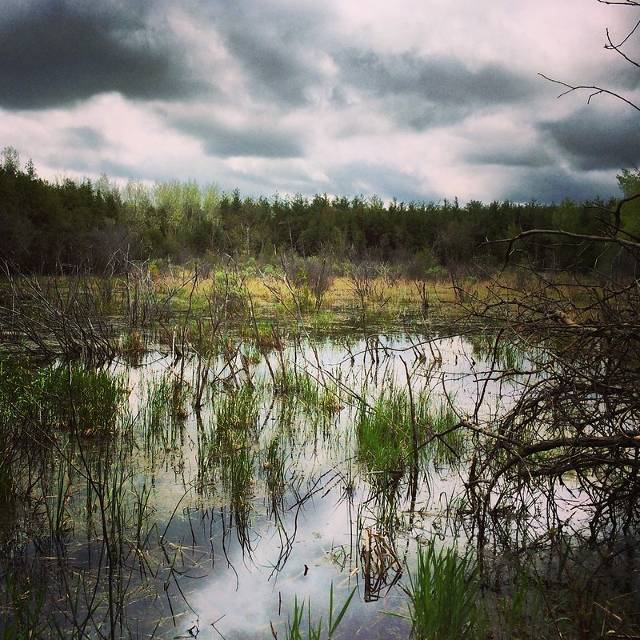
[1,332,586,638]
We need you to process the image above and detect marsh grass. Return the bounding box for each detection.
[424,402,464,465]
[356,388,434,484]
[273,367,341,417]
[141,374,188,459]
[274,367,318,402]
[357,387,467,487]
[215,385,260,435]
[222,444,255,549]
[0,358,126,437]
[264,435,286,509]
[143,374,173,433]
[281,583,356,640]
[197,386,262,548]
[356,389,413,481]
[469,332,526,372]
[403,539,484,640]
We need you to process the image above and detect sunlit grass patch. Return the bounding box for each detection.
[215,385,260,435]
[141,374,188,456]
[357,389,466,484]
[274,367,342,416]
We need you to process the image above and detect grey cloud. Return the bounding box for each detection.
[42,151,136,179]
[0,0,202,110]
[2,0,629,205]
[381,96,467,130]
[503,166,617,203]
[63,127,109,149]
[337,50,536,129]
[606,64,640,91]
[466,146,551,168]
[224,30,317,107]
[204,2,330,107]
[170,115,305,158]
[329,163,436,203]
[93,158,141,179]
[539,107,640,170]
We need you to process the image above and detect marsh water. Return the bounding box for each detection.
[0,329,634,638]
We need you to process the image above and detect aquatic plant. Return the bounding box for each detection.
[403,539,484,640]
[356,388,424,483]
[280,583,356,640]
[215,385,260,434]
[422,401,464,465]
[468,331,525,372]
[264,435,287,510]
[274,367,318,401]
[274,366,342,420]
[140,374,188,461]
[1,360,126,436]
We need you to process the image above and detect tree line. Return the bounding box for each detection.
[1,147,638,276]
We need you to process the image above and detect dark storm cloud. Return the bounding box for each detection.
[337,50,536,129]
[170,115,305,158]
[539,107,640,170]
[1,0,628,204]
[203,2,329,107]
[223,31,318,106]
[378,96,467,130]
[605,64,640,91]
[0,0,201,109]
[503,167,617,203]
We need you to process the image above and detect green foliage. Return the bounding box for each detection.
[357,389,465,485]
[424,402,464,465]
[0,357,125,435]
[356,389,417,481]
[264,435,286,505]
[141,374,187,455]
[283,583,356,640]
[617,168,640,197]
[1,147,631,275]
[469,333,525,372]
[33,364,125,433]
[404,540,484,640]
[215,385,259,435]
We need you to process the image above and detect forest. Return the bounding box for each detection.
[2,146,638,276]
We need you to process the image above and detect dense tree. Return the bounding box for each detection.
[0,145,630,274]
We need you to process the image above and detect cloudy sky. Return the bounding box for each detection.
[1,0,638,202]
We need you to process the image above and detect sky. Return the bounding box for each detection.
[0,0,638,203]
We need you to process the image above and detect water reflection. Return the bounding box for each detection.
[0,331,607,638]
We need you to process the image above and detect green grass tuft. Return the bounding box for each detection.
[404,539,484,640]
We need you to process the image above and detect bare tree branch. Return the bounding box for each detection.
[605,25,640,67]
[538,73,640,111]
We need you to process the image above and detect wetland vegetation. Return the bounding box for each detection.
[1,4,640,633]
[0,225,639,638]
